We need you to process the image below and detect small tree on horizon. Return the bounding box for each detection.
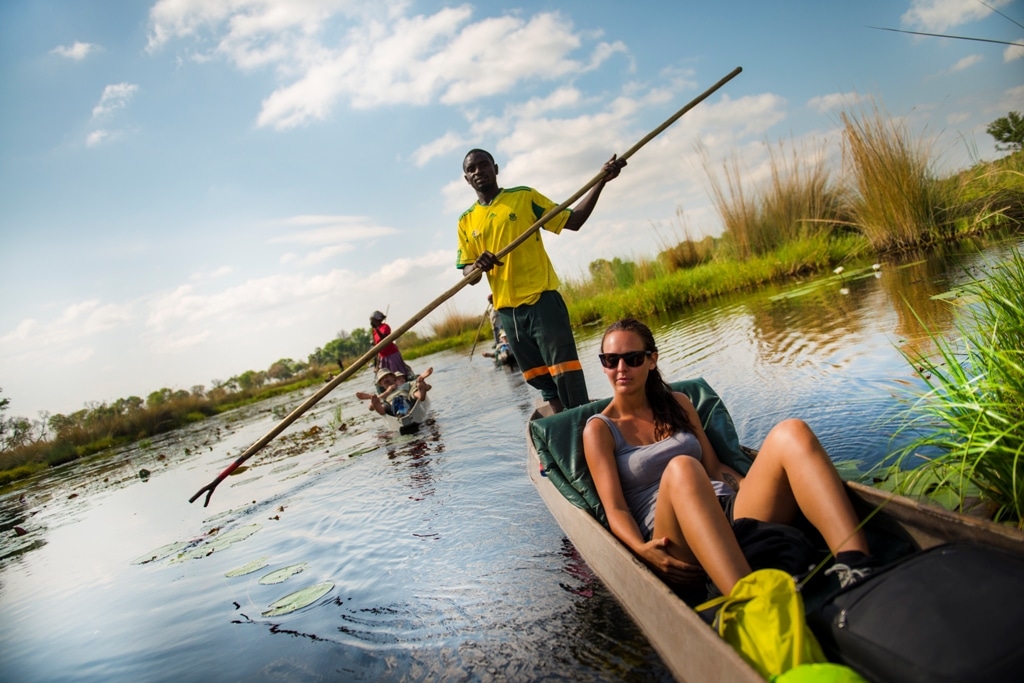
[986,111,1024,153]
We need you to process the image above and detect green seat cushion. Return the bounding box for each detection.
[529,377,751,527]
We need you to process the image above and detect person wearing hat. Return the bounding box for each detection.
[369,310,412,378]
[357,366,433,417]
[457,148,625,412]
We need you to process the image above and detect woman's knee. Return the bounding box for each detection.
[661,456,709,494]
[765,418,823,455]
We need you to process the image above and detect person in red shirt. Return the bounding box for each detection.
[370,310,412,378]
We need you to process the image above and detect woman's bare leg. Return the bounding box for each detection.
[653,456,751,594]
[733,419,869,555]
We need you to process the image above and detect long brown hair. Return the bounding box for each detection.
[602,318,693,439]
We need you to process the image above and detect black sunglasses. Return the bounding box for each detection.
[598,350,652,369]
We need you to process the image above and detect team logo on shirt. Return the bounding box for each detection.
[508,212,517,221]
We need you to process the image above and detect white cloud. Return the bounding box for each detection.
[413,131,468,167]
[51,41,98,60]
[948,54,983,72]
[92,83,139,118]
[265,215,399,265]
[0,300,133,364]
[142,250,453,347]
[1005,41,1024,63]
[190,266,235,281]
[290,244,355,266]
[991,84,1024,114]
[86,129,112,147]
[901,0,1012,32]
[147,1,628,130]
[807,91,865,114]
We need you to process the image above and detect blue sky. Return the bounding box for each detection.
[1,0,1022,419]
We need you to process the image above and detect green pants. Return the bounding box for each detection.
[498,290,589,408]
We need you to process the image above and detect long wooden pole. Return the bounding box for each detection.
[468,306,490,361]
[189,66,743,506]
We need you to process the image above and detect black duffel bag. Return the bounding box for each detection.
[808,542,1024,683]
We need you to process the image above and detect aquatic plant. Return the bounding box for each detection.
[702,138,846,261]
[429,303,480,339]
[882,248,1024,526]
[841,101,953,251]
[262,582,334,617]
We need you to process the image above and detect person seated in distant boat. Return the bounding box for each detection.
[582,318,877,597]
[357,367,433,417]
[482,331,513,361]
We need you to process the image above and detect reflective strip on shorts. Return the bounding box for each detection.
[548,360,582,377]
[522,365,551,381]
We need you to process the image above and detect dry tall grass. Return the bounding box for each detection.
[702,139,845,260]
[841,103,951,250]
[429,304,482,339]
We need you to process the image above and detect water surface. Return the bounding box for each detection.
[1,235,1019,682]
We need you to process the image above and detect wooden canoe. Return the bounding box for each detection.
[388,396,429,435]
[526,406,1024,683]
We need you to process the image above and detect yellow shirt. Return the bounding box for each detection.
[456,186,571,308]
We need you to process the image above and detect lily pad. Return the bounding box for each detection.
[259,562,308,585]
[131,540,189,565]
[261,582,334,617]
[225,556,271,577]
[929,290,982,305]
[169,523,263,563]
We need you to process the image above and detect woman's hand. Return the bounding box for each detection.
[639,537,705,584]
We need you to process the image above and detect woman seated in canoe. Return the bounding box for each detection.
[357,367,433,417]
[582,318,876,597]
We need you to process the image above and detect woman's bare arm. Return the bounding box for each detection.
[583,416,704,582]
[582,418,647,552]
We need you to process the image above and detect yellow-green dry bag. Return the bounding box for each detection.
[697,568,828,680]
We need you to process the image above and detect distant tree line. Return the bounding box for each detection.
[0,320,435,486]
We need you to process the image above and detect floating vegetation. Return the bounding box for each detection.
[270,461,301,474]
[261,581,334,617]
[259,562,308,585]
[929,289,982,305]
[225,556,270,578]
[769,264,879,301]
[131,540,190,565]
[169,523,262,563]
[230,474,264,488]
[203,502,260,526]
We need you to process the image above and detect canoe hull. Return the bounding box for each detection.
[390,397,429,435]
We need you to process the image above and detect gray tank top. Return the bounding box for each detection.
[587,413,732,539]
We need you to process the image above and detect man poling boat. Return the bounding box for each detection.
[189,65,744,507]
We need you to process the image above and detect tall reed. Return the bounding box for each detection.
[841,102,953,251]
[702,145,757,260]
[429,303,481,340]
[883,249,1024,526]
[702,138,846,260]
